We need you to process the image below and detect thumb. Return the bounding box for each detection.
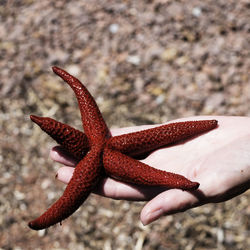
[140,189,201,225]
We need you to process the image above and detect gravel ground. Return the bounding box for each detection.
[0,1,249,249]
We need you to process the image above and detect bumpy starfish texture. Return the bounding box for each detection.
[29,67,218,230]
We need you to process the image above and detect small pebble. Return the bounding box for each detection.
[109,23,119,34]
[127,55,140,65]
[67,65,81,77]
[192,7,202,17]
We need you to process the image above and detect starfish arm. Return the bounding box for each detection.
[30,115,216,161]
[108,120,218,157]
[30,115,89,160]
[52,67,110,144]
[103,148,199,190]
[28,146,102,230]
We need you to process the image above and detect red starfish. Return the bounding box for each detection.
[28,67,218,230]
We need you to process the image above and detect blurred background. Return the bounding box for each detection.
[0,1,249,249]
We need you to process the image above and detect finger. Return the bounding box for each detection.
[140,189,201,225]
[56,166,144,198]
[94,178,149,200]
[50,146,78,167]
[93,178,168,201]
[55,166,166,200]
[56,166,74,183]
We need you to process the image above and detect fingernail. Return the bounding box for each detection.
[142,208,163,226]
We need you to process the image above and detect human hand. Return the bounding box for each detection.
[50,116,250,225]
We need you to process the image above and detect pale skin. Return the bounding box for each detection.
[50,116,250,225]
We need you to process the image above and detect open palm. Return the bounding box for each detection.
[51,116,250,225]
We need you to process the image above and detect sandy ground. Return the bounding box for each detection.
[0,1,249,249]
